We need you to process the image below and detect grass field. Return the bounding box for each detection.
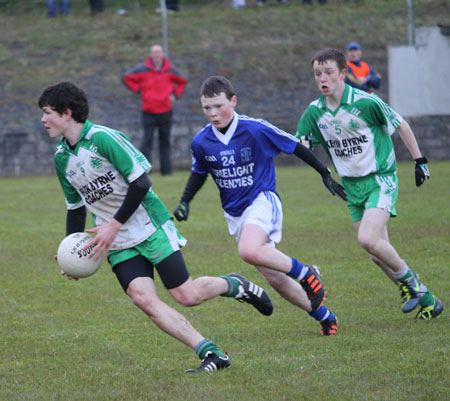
[1,163,449,401]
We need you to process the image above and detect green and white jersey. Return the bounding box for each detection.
[54,120,171,250]
[297,85,403,178]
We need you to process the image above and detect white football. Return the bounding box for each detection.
[57,232,103,278]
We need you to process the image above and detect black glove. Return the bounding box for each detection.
[414,157,430,187]
[173,201,189,221]
[322,169,347,201]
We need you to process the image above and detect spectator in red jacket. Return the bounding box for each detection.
[345,42,381,93]
[122,45,187,175]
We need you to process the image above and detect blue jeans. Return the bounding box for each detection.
[47,0,69,16]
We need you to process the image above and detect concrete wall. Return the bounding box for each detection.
[0,124,200,177]
[1,115,449,177]
[2,25,450,178]
[388,26,450,117]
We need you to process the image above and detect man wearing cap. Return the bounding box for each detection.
[345,42,381,93]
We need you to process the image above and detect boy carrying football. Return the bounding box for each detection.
[38,81,274,373]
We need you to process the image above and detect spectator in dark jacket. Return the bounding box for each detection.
[303,0,327,5]
[156,0,180,13]
[345,42,381,93]
[88,0,103,15]
[122,45,187,175]
[165,0,179,11]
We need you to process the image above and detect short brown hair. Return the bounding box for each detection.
[311,48,347,72]
[200,76,235,100]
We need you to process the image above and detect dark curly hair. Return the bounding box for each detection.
[38,81,89,123]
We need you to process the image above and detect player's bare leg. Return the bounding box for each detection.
[127,276,204,348]
[355,208,403,273]
[127,276,231,372]
[238,223,325,309]
[354,216,413,308]
[256,266,311,311]
[168,276,229,306]
[355,208,438,315]
[238,223,292,273]
[353,217,397,284]
[238,223,324,309]
[238,224,337,334]
[169,274,273,316]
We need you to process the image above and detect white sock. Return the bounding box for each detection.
[297,265,310,281]
[391,259,409,280]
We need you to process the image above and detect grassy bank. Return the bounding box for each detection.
[1,0,449,134]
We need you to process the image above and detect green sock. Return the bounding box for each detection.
[194,339,226,359]
[398,270,428,298]
[219,275,239,297]
[398,270,412,282]
[419,290,434,307]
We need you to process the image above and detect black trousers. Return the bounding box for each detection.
[89,0,104,13]
[141,111,173,175]
[165,0,179,11]
[303,0,327,4]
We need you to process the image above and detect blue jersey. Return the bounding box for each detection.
[191,112,298,216]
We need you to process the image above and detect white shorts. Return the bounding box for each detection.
[224,191,283,247]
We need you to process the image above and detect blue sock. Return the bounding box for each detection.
[287,258,308,280]
[286,258,307,280]
[309,305,334,322]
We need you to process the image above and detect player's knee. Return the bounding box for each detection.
[175,295,200,307]
[129,290,159,314]
[238,246,260,265]
[261,270,286,290]
[357,232,377,253]
[171,288,201,307]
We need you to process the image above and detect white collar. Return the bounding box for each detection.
[211,112,239,146]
